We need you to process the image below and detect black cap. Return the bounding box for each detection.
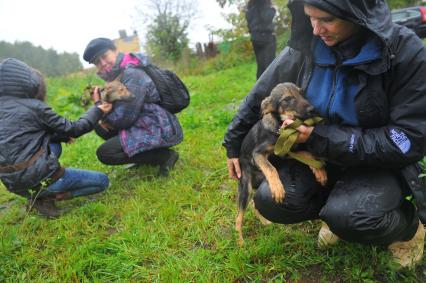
[83,38,116,63]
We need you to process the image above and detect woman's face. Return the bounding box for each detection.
[304,4,360,46]
[94,49,118,72]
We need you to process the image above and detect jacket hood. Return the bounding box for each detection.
[287,0,395,70]
[0,58,40,98]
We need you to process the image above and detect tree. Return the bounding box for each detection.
[214,0,290,40]
[0,41,82,77]
[135,0,198,62]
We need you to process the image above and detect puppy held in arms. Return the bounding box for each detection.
[80,81,135,107]
[235,82,327,246]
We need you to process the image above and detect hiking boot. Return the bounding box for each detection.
[157,150,179,177]
[28,198,61,218]
[55,192,73,201]
[318,221,340,249]
[388,220,424,269]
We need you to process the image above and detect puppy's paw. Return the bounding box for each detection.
[311,167,328,186]
[237,236,245,247]
[270,182,285,203]
[251,200,272,225]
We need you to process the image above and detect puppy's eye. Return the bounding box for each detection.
[282,96,294,103]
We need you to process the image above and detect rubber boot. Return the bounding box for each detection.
[318,221,340,249]
[388,220,424,269]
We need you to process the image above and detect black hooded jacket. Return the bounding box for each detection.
[223,0,426,222]
[0,59,103,197]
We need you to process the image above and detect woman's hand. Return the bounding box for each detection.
[281,119,314,143]
[227,158,241,180]
[97,102,113,114]
[98,121,113,132]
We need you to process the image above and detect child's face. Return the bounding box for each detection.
[94,49,118,73]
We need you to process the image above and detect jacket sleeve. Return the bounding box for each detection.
[36,102,103,138]
[102,68,147,129]
[222,47,305,158]
[306,36,426,168]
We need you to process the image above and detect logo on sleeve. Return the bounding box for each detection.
[389,129,411,154]
[348,134,355,153]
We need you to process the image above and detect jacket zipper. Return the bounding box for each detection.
[326,65,339,120]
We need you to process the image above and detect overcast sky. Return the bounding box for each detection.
[0,0,236,67]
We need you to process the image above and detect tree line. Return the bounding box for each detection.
[140,0,420,64]
[0,41,82,77]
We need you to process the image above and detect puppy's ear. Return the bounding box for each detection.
[261,96,273,116]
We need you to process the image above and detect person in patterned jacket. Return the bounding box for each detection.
[83,38,183,177]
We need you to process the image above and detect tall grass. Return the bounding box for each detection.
[0,62,425,282]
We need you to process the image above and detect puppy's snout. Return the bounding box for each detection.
[306,105,315,115]
[299,104,316,119]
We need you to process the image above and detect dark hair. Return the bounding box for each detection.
[31,69,46,101]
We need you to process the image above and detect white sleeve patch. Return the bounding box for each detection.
[348,133,355,153]
[389,129,411,154]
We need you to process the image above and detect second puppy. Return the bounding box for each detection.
[236,82,327,246]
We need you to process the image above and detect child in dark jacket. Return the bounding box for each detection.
[0,58,112,218]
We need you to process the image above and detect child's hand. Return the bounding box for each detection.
[97,102,112,114]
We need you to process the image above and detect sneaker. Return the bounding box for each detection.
[388,220,424,269]
[157,151,179,177]
[318,221,340,249]
[29,198,61,218]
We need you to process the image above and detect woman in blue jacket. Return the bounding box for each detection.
[224,0,426,269]
[83,38,183,177]
[0,58,112,218]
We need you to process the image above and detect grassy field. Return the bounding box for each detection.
[1,62,426,282]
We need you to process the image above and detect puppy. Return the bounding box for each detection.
[81,81,134,107]
[235,82,327,246]
[99,81,135,103]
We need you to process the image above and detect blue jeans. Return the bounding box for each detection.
[42,143,109,198]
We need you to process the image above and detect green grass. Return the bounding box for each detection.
[1,63,426,282]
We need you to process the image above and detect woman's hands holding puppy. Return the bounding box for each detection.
[281,119,314,143]
[97,103,112,114]
[227,158,241,180]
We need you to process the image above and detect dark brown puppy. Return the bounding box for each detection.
[236,82,326,246]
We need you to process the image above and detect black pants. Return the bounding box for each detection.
[253,159,419,245]
[94,125,173,166]
[251,37,276,79]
